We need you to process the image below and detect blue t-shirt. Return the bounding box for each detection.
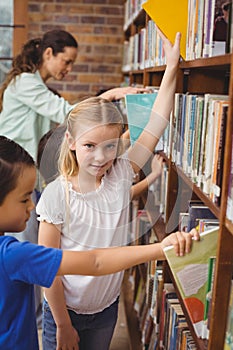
[0,236,62,350]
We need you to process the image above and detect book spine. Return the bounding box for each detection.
[201,256,216,339]
[203,0,213,58]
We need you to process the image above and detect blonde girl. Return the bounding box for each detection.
[0,135,199,350]
[37,31,184,350]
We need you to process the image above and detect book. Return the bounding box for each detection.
[159,283,177,348]
[163,227,219,338]
[202,95,228,195]
[142,0,188,59]
[201,256,216,339]
[201,94,228,194]
[202,0,216,58]
[125,92,158,145]
[224,279,233,349]
[192,95,204,183]
[179,212,190,233]
[227,134,233,222]
[212,103,229,205]
[187,201,216,232]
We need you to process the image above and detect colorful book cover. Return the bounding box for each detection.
[224,280,233,349]
[125,92,158,145]
[187,202,216,232]
[202,256,216,339]
[142,0,188,59]
[163,227,219,338]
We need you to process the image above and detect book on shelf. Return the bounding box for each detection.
[202,256,216,339]
[148,325,159,350]
[125,92,158,145]
[192,96,205,183]
[227,134,233,222]
[142,0,188,59]
[224,279,233,350]
[134,276,146,316]
[141,311,154,347]
[179,212,189,233]
[187,200,217,232]
[159,283,177,348]
[201,94,228,195]
[171,92,228,196]
[209,100,229,204]
[164,298,181,350]
[198,218,219,232]
[163,226,219,338]
[202,0,216,58]
[150,262,163,327]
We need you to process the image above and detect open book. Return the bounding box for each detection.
[163,226,218,338]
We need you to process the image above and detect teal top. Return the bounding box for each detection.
[0,70,75,160]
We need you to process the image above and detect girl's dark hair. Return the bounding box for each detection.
[0,30,78,111]
[0,136,35,205]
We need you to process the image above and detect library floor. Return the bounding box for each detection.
[38,294,130,349]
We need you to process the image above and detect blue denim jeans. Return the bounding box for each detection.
[42,297,119,350]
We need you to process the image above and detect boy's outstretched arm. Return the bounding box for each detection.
[57,229,199,276]
[129,30,181,173]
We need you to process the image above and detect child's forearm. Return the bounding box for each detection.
[44,277,72,328]
[131,172,160,200]
[57,229,199,276]
[58,243,165,276]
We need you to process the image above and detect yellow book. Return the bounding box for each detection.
[142,0,188,59]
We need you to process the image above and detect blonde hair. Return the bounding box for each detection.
[58,97,124,177]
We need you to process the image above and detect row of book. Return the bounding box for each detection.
[132,202,219,333]
[130,198,233,348]
[123,0,147,31]
[186,0,233,59]
[129,175,233,347]
[171,92,229,206]
[133,272,199,349]
[123,0,233,67]
[122,20,166,72]
[124,90,229,208]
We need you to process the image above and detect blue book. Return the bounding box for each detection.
[125,93,158,145]
[179,93,187,167]
[187,95,197,175]
[187,201,216,231]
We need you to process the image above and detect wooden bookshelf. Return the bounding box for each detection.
[122,2,233,350]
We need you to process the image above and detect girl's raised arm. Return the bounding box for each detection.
[128,30,181,173]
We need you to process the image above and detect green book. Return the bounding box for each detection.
[163,227,219,338]
[125,93,158,145]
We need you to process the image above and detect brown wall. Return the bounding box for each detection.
[28,0,125,103]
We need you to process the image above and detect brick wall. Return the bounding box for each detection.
[28,0,125,103]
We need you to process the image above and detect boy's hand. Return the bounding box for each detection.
[161,228,200,256]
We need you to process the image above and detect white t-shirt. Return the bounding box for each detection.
[36,156,135,313]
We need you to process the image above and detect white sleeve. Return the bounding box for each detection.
[36,179,65,224]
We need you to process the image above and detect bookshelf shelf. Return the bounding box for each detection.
[180,54,232,69]
[122,2,233,350]
[174,165,221,219]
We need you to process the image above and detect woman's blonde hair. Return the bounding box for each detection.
[58,97,124,177]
